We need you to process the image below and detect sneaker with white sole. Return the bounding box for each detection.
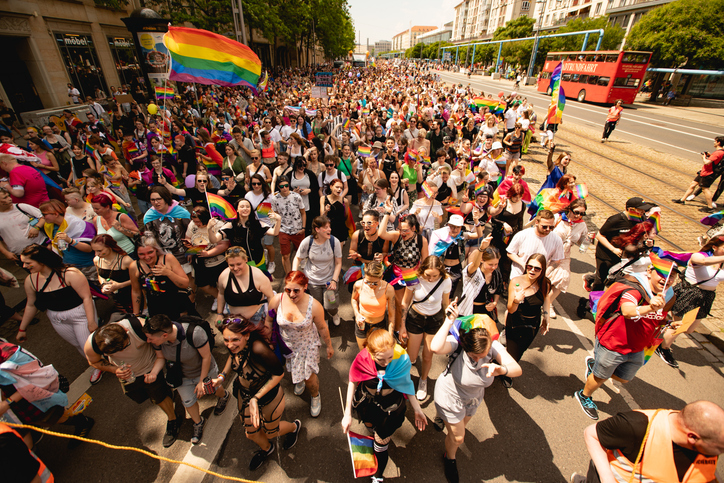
[416,378,428,400]
[310,394,321,418]
[655,346,679,369]
[214,390,230,416]
[249,441,275,471]
[570,472,587,483]
[332,314,340,326]
[191,417,205,445]
[294,380,306,396]
[575,390,599,420]
[267,261,276,274]
[211,298,218,312]
[282,419,301,450]
[89,368,103,385]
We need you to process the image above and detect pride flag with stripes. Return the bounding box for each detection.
[547,62,566,124]
[421,181,435,199]
[357,145,371,157]
[649,252,676,280]
[206,192,237,221]
[155,86,175,99]
[164,26,262,89]
[472,96,506,114]
[347,431,377,478]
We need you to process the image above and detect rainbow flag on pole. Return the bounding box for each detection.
[357,145,371,157]
[206,191,237,221]
[256,201,271,219]
[649,252,676,280]
[347,431,377,478]
[547,62,566,124]
[421,181,435,199]
[164,26,262,89]
[155,86,175,100]
[472,97,506,114]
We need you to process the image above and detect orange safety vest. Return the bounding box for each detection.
[607,410,718,483]
[0,423,54,482]
[607,106,623,122]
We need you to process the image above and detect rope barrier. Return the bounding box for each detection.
[5,422,263,483]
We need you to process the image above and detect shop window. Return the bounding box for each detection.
[55,33,108,100]
[108,37,142,89]
[614,76,640,87]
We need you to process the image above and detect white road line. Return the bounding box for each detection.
[438,72,720,138]
[171,375,239,483]
[66,366,94,407]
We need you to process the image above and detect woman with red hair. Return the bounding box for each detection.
[265,270,333,418]
[91,194,138,256]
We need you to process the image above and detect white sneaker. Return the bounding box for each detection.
[416,378,428,401]
[294,381,305,396]
[686,194,695,201]
[550,307,557,319]
[570,472,587,483]
[211,299,218,312]
[310,395,321,418]
[90,368,103,385]
[332,314,340,326]
[267,261,276,274]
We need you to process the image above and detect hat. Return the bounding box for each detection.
[372,141,384,149]
[449,214,464,227]
[443,136,451,142]
[626,197,655,211]
[491,141,503,150]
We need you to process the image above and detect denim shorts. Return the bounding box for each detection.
[592,338,645,382]
[177,366,220,408]
[262,234,274,246]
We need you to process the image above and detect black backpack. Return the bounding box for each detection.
[91,313,147,355]
[178,314,217,352]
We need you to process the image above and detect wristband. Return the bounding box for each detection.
[218,373,226,382]
[501,364,508,376]
[17,329,26,332]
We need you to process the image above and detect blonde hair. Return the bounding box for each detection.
[365,261,385,279]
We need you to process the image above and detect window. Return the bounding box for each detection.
[605,54,619,63]
[579,75,589,84]
[595,2,601,14]
[571,74,581,82]
[55,33,108,100]
[541,71,552,79]
[614,76,640,88]
[587,76,599,84]
[585,54,596,62]
[562,73,572,81]
[107,37,142,88]
[597,76,611,86]
[621,53,649,64]
[522,1,530,9]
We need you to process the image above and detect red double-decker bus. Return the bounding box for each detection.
[536,50,652,104]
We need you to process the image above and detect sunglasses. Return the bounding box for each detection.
[284,288,302,294]
[226,247,245,255]
[197,180,208,183]
[251,182,262,186]
[539,225,554,231]
[572,211,586,216]
[360,221,376,226]
[251,156,260,160]
[278,184,289,188]
[217,317,246,328]
[325,163,335,167]
[364,280,379,286]
[526,264,542,273]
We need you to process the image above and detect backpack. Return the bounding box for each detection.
[90,313,146,355]
[178,314,216,352]
[594,278,648,337]
[304,234,336,259]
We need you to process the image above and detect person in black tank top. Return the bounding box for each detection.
[92,234,134,313]
[17,244,97,358]
[349,211,389,265]
[130,238,191,320]
[216,247,274,327]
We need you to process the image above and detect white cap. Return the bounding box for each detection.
[448,215,464,226]
[491,141,503,150]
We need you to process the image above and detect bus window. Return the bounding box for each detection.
[622,53,649,64]
[579,75,589,84]
[585,55,595,62]
[562,73,572,81]
[594,55,604,62]
[605,54,618,63]
[588,76,599,84]
[542,72,551,79]
[567,54,576,61]
[614,77,640,88]
[546,55,554,61]
[597,76,611,86]
[572,74,581,82]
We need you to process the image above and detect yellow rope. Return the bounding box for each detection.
[5,422,263,483]
[627,409,662,483]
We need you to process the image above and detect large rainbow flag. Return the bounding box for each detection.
[347,431,377,478]
[206,191,237,221]
[472,97,506,114]
[164,26,262,89]
[547,62,566,124]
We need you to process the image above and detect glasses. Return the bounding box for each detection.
[222,177,231,181]
[539,225,554,231]
[526,265,542,273]
[364,280,379,286]
[251,156,260,160]
[572,211,586,216]
[278,184,289,189]
[325,163,334,167]
[284,288,302,294]
[218,317,245,328]
[360,221,376,226]
[150,197,163,202]
[251,182,262,186]
[197,180,208,183]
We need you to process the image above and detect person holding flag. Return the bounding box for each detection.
[574,253,679,421]
[542,62,566,148]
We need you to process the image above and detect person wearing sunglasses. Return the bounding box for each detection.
[547,199,589,319]
[271,175,306,274]
[266,270,333,417]
[503,253,552,388]
[506,209,564,280]
[216,246,275,327]
[351,261,395,350]
[244,149,272,191]
[161,171,218,208]
[217,314,301,471]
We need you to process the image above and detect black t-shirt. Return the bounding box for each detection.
[589,411,698,483]
[185,187,218,207]
[178,145,197,175]
[427,129,445,153]
[372,135,386,146]
[222,184,246,208]
[0,431,41,483]
[595,212,635,264]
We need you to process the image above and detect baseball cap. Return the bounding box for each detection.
[626,197,654,211]
[491,141,503,150]
[449,215,464,226]
[443,136,451,142]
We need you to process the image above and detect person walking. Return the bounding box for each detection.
[601,100,623,143]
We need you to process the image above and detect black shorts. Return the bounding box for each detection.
[194,260,228,287]
[698,173,717,188]
[355,317,388,339]
[406,308,444,335]
[122,370,173,405]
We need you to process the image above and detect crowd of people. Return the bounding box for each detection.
[0,59,723,483]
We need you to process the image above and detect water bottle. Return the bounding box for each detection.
[324,283,337,307]
[120,361,136,384]
[56,238,68,251]
[579,232,595,253]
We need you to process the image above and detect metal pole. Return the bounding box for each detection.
[237,0,248,45]
[455,46,459,65]
[495,42,502,73]
[231,0,241,43]
[595,29,604,51]
[582,32,590,51]
[471,44,476,70]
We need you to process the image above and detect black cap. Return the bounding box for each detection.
[626,197,655,211]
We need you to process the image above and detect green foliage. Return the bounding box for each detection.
[93,0,128,9]
[491,16,535,41]
[625,0,724,68]
[404,41,452,59]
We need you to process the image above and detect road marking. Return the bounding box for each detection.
[438,72,720,139]
[66,366,94,407]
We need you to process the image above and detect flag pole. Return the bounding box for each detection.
[340,387,359,479]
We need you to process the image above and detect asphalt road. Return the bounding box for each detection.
[436,71,721,161]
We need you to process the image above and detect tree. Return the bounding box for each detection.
[625,0,724,69]
[492,16,535,69]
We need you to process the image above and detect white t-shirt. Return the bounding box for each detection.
[297,236,342,285]
[504,109,517,129]
[506,227,564,279]
[410,277,452,316]
[0,204,46,254]
[318,170,347,194]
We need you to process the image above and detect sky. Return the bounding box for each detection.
[347,0,457,47]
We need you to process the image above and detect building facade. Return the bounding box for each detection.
[374,40,392,53]
[391,25,436,51]
[451,0,492,42]
[417,22,453,45]
[533,0,607,30]
[487,0,532,33]
[605,0,673,38]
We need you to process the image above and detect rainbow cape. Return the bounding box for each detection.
[547,62,566,124]
[155,86,175,100]
[345,203,356,239]
[450,314,499,342]
[700,210,724,226]
[206,191,237,221]
[349,344,414,395]
[649,252,676,279]
[347,431,377,478]
[164,26,262,89]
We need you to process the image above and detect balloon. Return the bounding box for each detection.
[147,103,158,115]
[185,174,196,188]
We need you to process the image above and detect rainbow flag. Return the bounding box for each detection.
[532,188,572,214]
[421,181,435,199]
[361,108,370,116]
[575,184,588,199]
[648,211,661,233]
[257,201,271,219]
[547,62,566,124]
[473,97,506,114]
[343,118,350,129]
[627,210,644,222]
[649,252,676,280]
[164,26,262,89]
[401,268,419,286]
[345,203,356,239]
[206,191,237,221]
[650,246,693,265]
[343,265,364,284]
[700,210,724,226]
[155,86,175,99]
[186,245,207,255]
[357,145,371,157]
[347,431,377,478]
[257,71,268,92]
[145,279,165,292]
[450,314,499,342]
[420,155,431,167]
[85,140,95,157]
[474,180,486,194]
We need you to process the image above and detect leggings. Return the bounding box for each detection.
[47,303,94,356]
[602,121,617,140]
